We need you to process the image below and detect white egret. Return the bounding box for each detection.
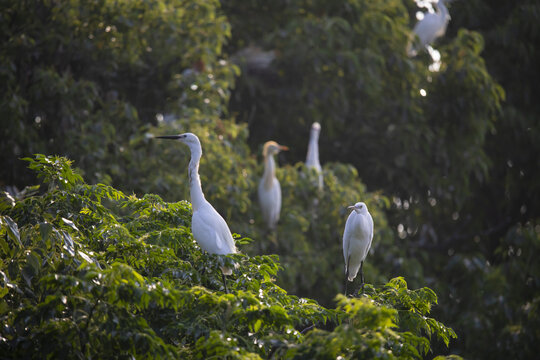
[407,0,451,57]
[305,122,323,191]
[343,202,374,295]
[156,133,236,292]
[231,45,276,71]
[258,141,289,230]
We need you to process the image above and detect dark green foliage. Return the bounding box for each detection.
[1,0,538,358]
[0,155,456,358]
[226,0,503,213]
[430,223,540,360]
[0,0,235,189]
[223,2,540,358]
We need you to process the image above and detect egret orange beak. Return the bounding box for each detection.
[279,145,289,151]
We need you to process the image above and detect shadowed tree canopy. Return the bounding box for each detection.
[1,1,539,359]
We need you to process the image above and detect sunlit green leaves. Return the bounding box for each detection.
[0,215,22,248]
[0,154,457,358]
[22,155,83,190]
[364,277,457,349]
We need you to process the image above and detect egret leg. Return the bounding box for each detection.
[222,273,229,294]
[344,270,349,296]
[269,229,278,253]
[344,255,351,296]
[360,261,365,293]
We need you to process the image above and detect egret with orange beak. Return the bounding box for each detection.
[258,141,289,230]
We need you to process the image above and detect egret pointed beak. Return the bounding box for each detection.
[279,145,289,151]
[155,135,182,140]
[347,205,355,210]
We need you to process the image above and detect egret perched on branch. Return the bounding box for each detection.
[343,202,374,296]
[305,122,323,191]
[156,133,236,292]
[258,141,289,230]
[407,0,451,57]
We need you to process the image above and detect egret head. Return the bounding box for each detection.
[348,202,368,214]
[155,132,201,148]
[310,122,321,138]
[263,141,289,157]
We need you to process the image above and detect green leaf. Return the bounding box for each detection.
[1,215,22,248]
[39,222,53,244]
[62,218,80,232]
[253,318,262,332]
[61,230,75,256]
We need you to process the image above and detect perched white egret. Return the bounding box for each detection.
[156,133,236,292]
[305,122,323,191]
[258,141,289,230]
[407,0,451,57]
[343,202,374,295]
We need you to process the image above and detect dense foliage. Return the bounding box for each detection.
[223,1,540,358]
[0,0,237,188]
[1,0,539,358]
[0,155,456,358]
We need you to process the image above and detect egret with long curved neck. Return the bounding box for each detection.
[407,0,451,57]
[156,133,236,292]
[258,141,288,230]
[305,122,323,191]
[343,202,374,296]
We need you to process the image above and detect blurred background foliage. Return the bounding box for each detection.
[1,0,539,359]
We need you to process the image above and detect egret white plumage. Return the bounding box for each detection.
[156,133,236,292]
[258,141,288,230]
[305,122,323,191]
[407,0,451,57]
[343,202,374,295]
[231,45,276,71]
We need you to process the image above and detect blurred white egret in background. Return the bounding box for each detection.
[407,0,451,57]
[258,141,289,230]
[427,45,442,72]
[343,202,374,295]
[305,122,323,191]
[156,133,236,292]
[231,45,276,71]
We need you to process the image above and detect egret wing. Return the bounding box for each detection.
[414,13,443,45]
[258,178,281,229]
[342,211,355,267]
[271,178,282,224]
[192,205,236,255]
[363,211,375,259]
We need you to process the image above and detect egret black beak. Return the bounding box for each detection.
[155,135,183,140]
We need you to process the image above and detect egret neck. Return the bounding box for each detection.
[306,130,320,169]
[187,142,206,211]
[438,0,449,20]
[262,153,276,190]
